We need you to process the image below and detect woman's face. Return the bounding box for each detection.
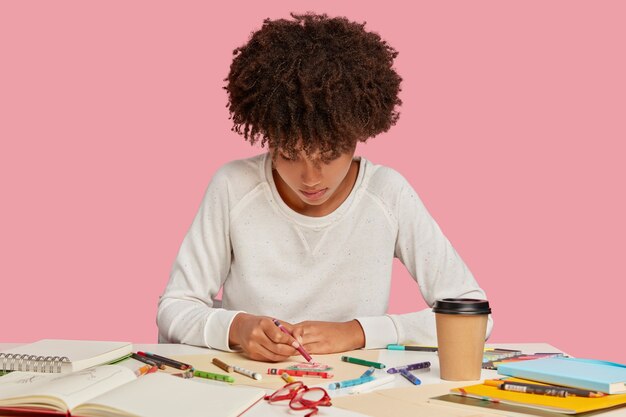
[271,146,357,212]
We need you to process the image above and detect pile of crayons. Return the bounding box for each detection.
[386,344,566,372]
[131,352,265,383]
[338,355,432,388]
[128,350,437,394]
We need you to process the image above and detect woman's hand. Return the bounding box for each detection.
[290,320,365,354]
[228,313,299,361]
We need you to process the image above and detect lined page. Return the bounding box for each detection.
[0,365,136,411]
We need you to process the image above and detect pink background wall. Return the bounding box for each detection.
[1,1,624,362]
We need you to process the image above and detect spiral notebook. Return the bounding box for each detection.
[0,339,133,373]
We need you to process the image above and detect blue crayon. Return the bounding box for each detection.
[328,375,375,390]
[399,368,421,385]
[360,367,376,378]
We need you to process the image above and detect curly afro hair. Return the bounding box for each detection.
[224,12,402,161]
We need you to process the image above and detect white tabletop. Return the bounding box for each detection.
[3,342,623,417]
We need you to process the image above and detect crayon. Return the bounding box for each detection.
[349,374,395,394]
[193,370,235,383]
[328,376,375,390]
[399,368,421,385]
[273,319,314,363]
[341,356,386,369]
[212,358,233,373]
[233,365,262,380]
[267,368,333,378]
[281,372,297,384]
[387,361,431,374]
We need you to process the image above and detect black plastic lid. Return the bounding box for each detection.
[432,298,491,315]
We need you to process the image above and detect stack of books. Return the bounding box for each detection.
[482,350,565,370]
[431,357,626,415]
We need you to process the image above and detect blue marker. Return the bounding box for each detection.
[328,375,375,390]
[387,344,438,352]
[399,368,421,385]
[360,367,376,378]
[387,361,431,374]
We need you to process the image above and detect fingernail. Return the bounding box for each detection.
[291,341,301,348]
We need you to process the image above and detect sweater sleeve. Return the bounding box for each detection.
[156,167,243,351]
[358,177,493,349]
[390,180,493,346]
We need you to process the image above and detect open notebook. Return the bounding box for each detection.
[0,366,265,417]
[0,340,133,373]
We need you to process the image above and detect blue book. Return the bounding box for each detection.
[498,357,626,394]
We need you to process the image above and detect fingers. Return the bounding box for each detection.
[290,326,305,346]
[247,342,294,362]
[230,316,362,361]
[231,315,299,361]
[300,342,328,355]
[264,319,296,345]
[292,320,364,354]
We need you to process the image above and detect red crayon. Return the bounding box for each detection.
[267,368,333,379]
[272,319,314,363]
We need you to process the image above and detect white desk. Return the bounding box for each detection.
[2,343,624,417]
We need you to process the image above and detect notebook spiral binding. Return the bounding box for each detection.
[0,353,70,373]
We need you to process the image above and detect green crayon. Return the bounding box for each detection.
[193,369,235,383]
[340,356,386,369]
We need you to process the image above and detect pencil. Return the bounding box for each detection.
[171,370,194,379]
[134,364,157,377]
[131,353,166,370]
[137,352,193,371]
[341,356,386,369]
[485,380,606,398]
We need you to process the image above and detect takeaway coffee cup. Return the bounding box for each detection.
[433,298,491,381]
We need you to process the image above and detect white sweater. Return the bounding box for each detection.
[157,153,492,351]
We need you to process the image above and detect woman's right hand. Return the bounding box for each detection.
[228,313,300,361]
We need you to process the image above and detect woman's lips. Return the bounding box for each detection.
[300,188,328,201]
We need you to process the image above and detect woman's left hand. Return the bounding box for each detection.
[290,320,365,354]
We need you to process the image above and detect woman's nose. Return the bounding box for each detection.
[301,162,322,187]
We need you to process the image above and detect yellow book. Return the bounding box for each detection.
[447,378,626,414]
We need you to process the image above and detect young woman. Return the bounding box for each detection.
[157,12,492,361]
